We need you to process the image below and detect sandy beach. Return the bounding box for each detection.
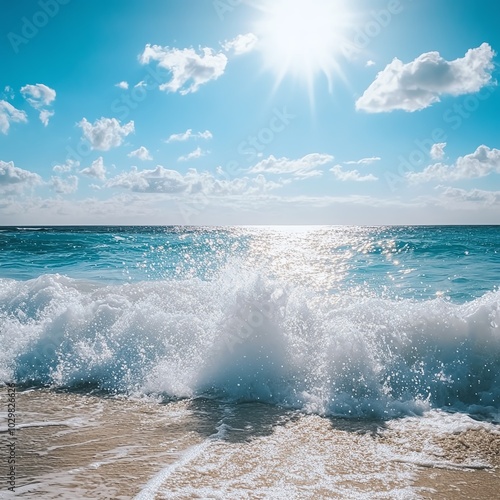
[1,388,499,499]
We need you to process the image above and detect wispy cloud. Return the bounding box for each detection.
[344,157,381,166]
[222,33,258,55]
[178,147,206,162]
[249,153,334,178]
[330,165,378,182]
[166,129,213,143]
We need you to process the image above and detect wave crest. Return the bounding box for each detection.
[1,270,499,419]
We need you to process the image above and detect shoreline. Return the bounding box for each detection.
[1,388,499,499]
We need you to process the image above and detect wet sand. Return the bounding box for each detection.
[1,388,499,499]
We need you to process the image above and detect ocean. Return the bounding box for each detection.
[1,225,499,499]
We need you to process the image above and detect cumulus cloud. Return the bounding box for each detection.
[115,81,129,89]
[20,83,56,107]
[128,146,152,161]
[53,159,79,173]
[107,165,282,196]
[166,129,213,142]
[356,43,495,112]
[50,175,78,194]
[407,145,500,183]
[249,153,334,178]
[178,147,205,162]
[330,165,378,182]
[430,142,447,160]
[139,44,227,95]
[366,60,376,67]
[0,160,41,193]
[78,117,134,151]
[80,157,107,181]
[0,100,27,134]
[21,83,56,125]
[222,33,258,55]
[108,166,193,194]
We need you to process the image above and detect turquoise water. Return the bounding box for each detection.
[1,225,499,301]
[1,226,500,419]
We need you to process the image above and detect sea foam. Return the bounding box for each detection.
[1,267,499,419]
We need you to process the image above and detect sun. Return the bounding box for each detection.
[254,0,351,94]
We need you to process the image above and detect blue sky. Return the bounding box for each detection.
[1,0,499,225]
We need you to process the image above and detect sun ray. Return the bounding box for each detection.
[253,0,351,102]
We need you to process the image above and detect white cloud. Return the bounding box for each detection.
[166,129,213,142]
[139,44,227,95]
[249,153,334,178]
[366,60,376,67]
[128,146,152,161]
[437,186,500,208]
[178,147,205,162]
[3,86,15,100]
[80,157,107,181]
[39,109,55,127]
[53,159,79,173]
[78,117,134,151]
[430,142,447,160]
[344,157,381,166]
[0,100,27,134]
[407,145,500,183]
[107,165,282,196]
[50,175,78,194]
[330,165,378,182]
[115,81,129,89]
[222,33,258,55]
[0,160,41,193]
[356,43,495,112]
[20,83,56,126]
[107,166,188,193]
[20,83,56,107]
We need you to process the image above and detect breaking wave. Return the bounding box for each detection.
[1,267,499,419]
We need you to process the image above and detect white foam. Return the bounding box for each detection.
[0,418,83,433]
[1,269,499,419]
